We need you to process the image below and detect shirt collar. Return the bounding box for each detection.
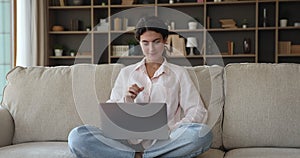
[134,57,170,75]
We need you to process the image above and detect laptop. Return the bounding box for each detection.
[99,103,169,140]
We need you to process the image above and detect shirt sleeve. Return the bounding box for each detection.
[173,68,208,129]
[106,68,127,103]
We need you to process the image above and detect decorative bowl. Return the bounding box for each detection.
[52,25,64,31]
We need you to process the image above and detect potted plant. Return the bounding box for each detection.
[69,49,76,57]
[128,39,139,56]
[241,19,249,28]
[86,25,91,31]
[53,44,63,56]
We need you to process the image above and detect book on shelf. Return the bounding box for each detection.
[71,19,80,31]
[227,41,234,55]
[59,0,65,6]
[222,24,238,29]
[50,0,59,6]
[291,45,300,54]
[114,18,122,31]
[112,45,129,56]
[172,35,186,56]
[278,41,291,54]
[219,19,236,24]
[220,19,237,29]
[166,35,187,56]
[206,16,211,29]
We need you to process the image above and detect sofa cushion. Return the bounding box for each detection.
[197,149,225,158]
[1,64,124,144]
[185,65,224,149]
[0,142,74,158]
[223,63,300,149]
[224,148,300,158]
[0,106,14,147]
[70,64,123,128]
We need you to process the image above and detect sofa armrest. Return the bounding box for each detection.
[0,106,14,147]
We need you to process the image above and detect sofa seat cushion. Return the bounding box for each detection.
[224,148,300,158]
[197,149,225,158]
[0,142,74,158]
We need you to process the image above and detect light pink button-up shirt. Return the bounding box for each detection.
[108,58,207,147]
[108,58,207,149]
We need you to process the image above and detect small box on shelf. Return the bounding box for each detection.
[278,41,291,54]
[291,45,300,54]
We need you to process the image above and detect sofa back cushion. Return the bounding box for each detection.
[1,63,224,146]
[185,65,224,149]
[1,64,124,144]
[223,63,300,150]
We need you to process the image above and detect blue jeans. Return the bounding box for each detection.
[68,123,212,158]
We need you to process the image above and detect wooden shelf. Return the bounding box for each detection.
[206,0,256,5]
[278,26,300,30]
[110,4,155,8]
[49,31,90,34]
[171,29,205,32]
[46,0,300,66]
[49,6,92,9]
[110,30,135,34]
[93,5,109,8]
[49,55,92,59]
[258,27,277,30]
[206,54,256,58]
[207,28,256,32]
[278,0,300,2]
[185,55,204,58]
[257,0,277,3]
[278,54,300,57]
[110,55,204,59]
[157,2,204,7]
[94,31,110,34]
[110,56,144,59]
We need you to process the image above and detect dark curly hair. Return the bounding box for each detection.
[135,16,169,41]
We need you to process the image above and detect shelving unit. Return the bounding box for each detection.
[276,0,300,63]
[46,0,300,66]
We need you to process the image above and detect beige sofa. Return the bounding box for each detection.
[1,63,300,158]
